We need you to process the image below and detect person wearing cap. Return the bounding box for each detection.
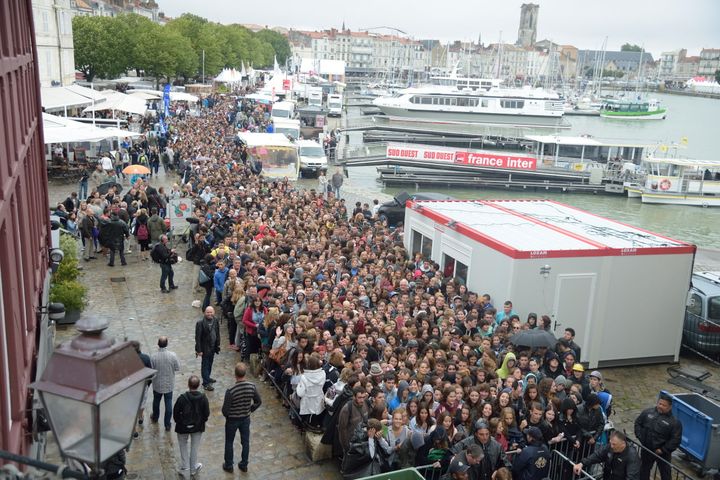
[512,426,550,480]
[443,444,484,480]
[574,430,640,480]
[440,454,471,480]
[634,393,682,480]
[570,363,591,400]
[576,393,606,453]
[452,420,510,478]
[589,370,613,418]
[553,375,569,402]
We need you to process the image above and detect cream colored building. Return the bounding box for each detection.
[33,0,75,86]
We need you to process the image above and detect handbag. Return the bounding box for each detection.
[269,341,287,364]
[198,268,211,285]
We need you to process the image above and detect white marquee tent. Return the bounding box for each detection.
[43,113,140,144]
[82,91,147,116]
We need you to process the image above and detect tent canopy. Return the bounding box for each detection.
[83,91,147,116]
[43,113,139,144]
[42,86,93,111]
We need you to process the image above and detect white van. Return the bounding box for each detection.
[271,101,295,120]
[327,94,343,117]
[272,118,301,140]
[308,88,323,108]
[296,139,328,177]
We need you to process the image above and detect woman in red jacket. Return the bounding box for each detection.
[242,296,266,374]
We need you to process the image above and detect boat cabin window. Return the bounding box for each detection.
[420,96,432,105]
[500,99,524,109]
[481,99,488,108]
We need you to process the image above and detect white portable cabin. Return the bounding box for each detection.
[404,199,696,368]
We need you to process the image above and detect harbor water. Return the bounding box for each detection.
[315,92,720,249]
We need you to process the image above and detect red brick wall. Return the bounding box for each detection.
[0,0,51,455]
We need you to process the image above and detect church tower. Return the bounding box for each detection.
[516,3,539,47]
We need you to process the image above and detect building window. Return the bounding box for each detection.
[412,230,433,260]
[443,253,468,284]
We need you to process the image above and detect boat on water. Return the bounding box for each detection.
[372,76,565,126]
[600,98,667,120]
[625,157,720,206]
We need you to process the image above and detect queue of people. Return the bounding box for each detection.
[57,91,685,479]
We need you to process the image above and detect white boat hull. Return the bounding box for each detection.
[640,192,720,207]
[375,105,566,126]
[600,111,667,120]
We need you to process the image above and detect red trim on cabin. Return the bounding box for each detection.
[407,200,697,259]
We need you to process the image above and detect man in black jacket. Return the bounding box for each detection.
[173,375,210,479]
[105,212,129,267]
[195,306,221,391]
[634,393,682,480]
[153,235,177,293]
[512,427,551,480]
[574,431,640,480]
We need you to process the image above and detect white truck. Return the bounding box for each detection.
[307,88,323,108]
[296,139,328,177]
[272,118,301,141]
[327,93,343,117]
[270,101,295,121]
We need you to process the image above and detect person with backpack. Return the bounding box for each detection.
[134,208,151,261]
[198,255,216,311]
[147,207,167,247]
[173,375,210,479]
[151,235,177,293]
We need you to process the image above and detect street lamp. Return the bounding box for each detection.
[31,317,155,476]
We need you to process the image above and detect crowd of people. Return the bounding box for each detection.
[56,92,685,480]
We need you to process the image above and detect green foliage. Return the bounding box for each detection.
[255,29,292,65]
[50,280,87,312]
[73,12,293,81]
[73,15,131,81]
[621,43,643,52]
[50,233,87,312]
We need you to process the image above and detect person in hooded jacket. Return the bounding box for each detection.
[172,375,210,479]
[296,355,326,428]
[576,393,606,454]
[558,397,582,480]
[495,352,516,380]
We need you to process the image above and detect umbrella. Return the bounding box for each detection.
[509,329,559,349]
[122,164,150,175]
[97,181,122,195]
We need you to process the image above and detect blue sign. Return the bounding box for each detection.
[163,84,171,118]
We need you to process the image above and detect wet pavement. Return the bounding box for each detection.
[46,170,720,479]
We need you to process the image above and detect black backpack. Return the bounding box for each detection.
[150,244,164,263]
[179,393,202,430]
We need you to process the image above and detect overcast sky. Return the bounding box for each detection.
[162,0,719,57]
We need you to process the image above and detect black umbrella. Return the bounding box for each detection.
[97,181,122,195]
[509,329,559,349]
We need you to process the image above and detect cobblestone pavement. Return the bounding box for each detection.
[47,172,720,479]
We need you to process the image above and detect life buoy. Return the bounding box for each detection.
[659,178,671,191]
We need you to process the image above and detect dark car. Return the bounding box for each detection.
[377,192,455,225]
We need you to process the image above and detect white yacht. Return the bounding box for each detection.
[372,77,565,126]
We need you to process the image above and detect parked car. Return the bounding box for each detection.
[377,192,455,226]
[684,272,720,354]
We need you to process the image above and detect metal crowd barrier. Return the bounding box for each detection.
[261,364,321,434]
[624,436,697,480]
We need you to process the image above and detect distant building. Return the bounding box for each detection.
[288,28,428,78]
[70,0,164,23]
[516,3,539,47]
[698,48,720,76]
[0,0,54,460]
[32,0,76,86]
[576,50,655,79]
[659,49,686,79]
[675,56,699,79]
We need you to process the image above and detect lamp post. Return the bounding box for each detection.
[30,317,155,477]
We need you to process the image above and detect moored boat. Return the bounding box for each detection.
[600,98,667,120]
[628,157,720,206]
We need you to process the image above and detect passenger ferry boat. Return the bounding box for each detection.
[600,98,667,120]
[625,157,720,206]
[372,76,565,126]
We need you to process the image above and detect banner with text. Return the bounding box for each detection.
[386,143,537,171]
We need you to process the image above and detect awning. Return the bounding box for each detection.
[83,91,147,115]
[41,86,94,111]
[42,113,138,144]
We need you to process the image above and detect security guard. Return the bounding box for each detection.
[574,430,640,480]
[634,392,682,480]
[512,427,551,480]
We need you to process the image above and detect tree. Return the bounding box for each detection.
[621,43,643,52]
[135,23,197,88]
[73,16,130,81]
[255,29,292,65]
[116,13,155,75]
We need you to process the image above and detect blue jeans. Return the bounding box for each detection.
[224,417,251,468]
[151,391,173,429]
[200,352,215,387]
[79,180,88,200]
[333,186,341,198]
[160,264,175,290]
